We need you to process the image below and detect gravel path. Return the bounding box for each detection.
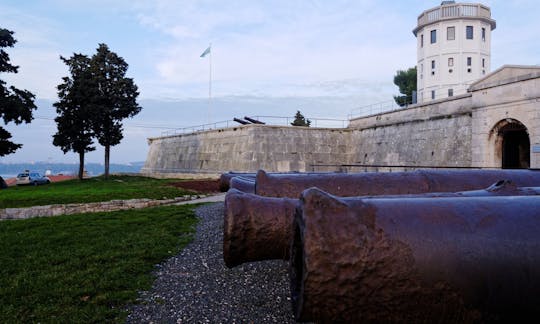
[126,202,296,323]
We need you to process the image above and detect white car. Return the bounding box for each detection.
[16,171,51,186]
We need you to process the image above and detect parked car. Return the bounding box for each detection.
[16,171,51,186]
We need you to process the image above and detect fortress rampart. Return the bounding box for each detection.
[142,66,540,176]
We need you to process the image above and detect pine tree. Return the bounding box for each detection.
[0,28,37,156]
[393,67,417,107]
[53,54,96,180]
[291,110,311,127]
[90,44,141,178]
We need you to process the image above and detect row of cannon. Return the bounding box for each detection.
[220,169,540,322]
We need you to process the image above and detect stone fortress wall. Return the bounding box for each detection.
[142,66,540,176]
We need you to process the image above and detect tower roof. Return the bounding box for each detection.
[413,2,496,36]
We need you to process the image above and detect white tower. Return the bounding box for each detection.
[413,1,496,103]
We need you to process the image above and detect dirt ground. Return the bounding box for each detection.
[168,179,221,194]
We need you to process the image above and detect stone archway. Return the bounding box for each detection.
[490,119,530,169]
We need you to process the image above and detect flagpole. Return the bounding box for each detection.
[208,42,212,125]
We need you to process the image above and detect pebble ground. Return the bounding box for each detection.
[126,202,296,323]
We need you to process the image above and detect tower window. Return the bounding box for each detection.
[466,26,473,39]
[482,27,486,42]
[421,34,424,47]
[448,89,453,97]
[431,90,436,100]
[431,60,435,69]
[448,57,454,67]
[447,27,455,40]
[467,57,472,66]
[482,58,485,68]
[431,30,437,44]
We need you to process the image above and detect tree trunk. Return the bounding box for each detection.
[104,144,110,179]
[78,151,85,180]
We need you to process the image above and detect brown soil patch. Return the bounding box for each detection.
[169,179,221,194]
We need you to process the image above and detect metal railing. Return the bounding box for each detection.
[348,85,471,120]
[247,116,348,128]
[418,3,491,26]
[348,100,405,120]
[160,116,349,137]
[161,120,238,136]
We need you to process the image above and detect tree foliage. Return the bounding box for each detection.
[291,110,311,127]
[53,54,96,180]
[53,44,141,179]
[90,44,141,178]
[0,28,37,156]
[393,67,417,107]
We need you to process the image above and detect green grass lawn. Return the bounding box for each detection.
[0,175,195,208]
[0,205,198,323]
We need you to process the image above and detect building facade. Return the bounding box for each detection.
[414,1,496,103]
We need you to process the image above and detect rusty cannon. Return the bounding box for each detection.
[255,169,540,198]
[223,181,540,267]
[219,172,256,192]
[229,176,256,194]
[290,188,540,323]
[223,189,297,267]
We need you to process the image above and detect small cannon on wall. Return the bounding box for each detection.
[290,189,540,322]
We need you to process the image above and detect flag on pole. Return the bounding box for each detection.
[200,45,211,58]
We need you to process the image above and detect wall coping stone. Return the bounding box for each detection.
[0,195,207,220]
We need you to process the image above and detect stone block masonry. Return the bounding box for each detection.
[142,125,352,174]
[0,195,206,220]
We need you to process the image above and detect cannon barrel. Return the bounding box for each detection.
[290,188,540,322]
[219,172,256,192]
[256,169,540,197]
[223,189,297,268]
[229,176,256,194]
[224,181,540,267]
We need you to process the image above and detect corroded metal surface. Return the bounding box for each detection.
[290,188,540,323]
[223,189,297,268]
[224,181,540,267]
[256,169,540,198]
[229,176,256,194]
[363,180,540,198]
[219,172,256,192]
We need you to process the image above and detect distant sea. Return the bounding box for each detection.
[0,162,144,178]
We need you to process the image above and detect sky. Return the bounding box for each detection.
[1,0,539,164]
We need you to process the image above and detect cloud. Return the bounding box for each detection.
[131,0,417,99]
[0,5,68,99]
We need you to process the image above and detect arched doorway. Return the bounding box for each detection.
[491,119,530,169]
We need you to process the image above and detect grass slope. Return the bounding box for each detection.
[0,175,194,208]
[0,205,198,323]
